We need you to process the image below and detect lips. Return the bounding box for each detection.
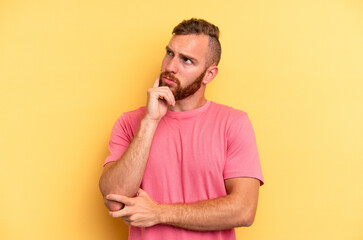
[163,77,176,85]
[159,72,180,87]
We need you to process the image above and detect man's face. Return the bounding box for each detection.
[159,34,210,101]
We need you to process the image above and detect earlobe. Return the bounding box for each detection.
[203,66,218,84]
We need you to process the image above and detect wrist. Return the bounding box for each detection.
[133,116,160,140]
[137,116,160,133]
[142,115,161,125]
[157,204,170,225]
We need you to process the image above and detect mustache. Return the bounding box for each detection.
[160,72,180,84]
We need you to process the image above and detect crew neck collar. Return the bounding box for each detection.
[164,100,211,119]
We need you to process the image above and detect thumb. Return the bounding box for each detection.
[153,75,160,88]
[106,194,134,206]
[137,188,147,196]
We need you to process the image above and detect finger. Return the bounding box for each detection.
[151,88,174,106]
[109,207,131,218]
[122,219,131,226]
[104,198,124,211]
[160,93,174,107]
[109,210,127,218]
[157,86,175,106]
[161,88,175,107]
[166,87,176,106]
[137,188,145,196]
[153,75,160,88]
[159,87,175,106]
[106,194,134,206]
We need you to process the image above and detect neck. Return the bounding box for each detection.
[168,94,207,112]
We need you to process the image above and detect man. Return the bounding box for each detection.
[99,18,264,240]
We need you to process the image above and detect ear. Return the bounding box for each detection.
[202,66,218,85]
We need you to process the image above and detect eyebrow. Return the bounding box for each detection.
[166,46,198,63]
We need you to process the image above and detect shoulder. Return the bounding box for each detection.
[123,106,146,121]
[208,102,254,138]
[114,106,146,129]
[209,101,249,121]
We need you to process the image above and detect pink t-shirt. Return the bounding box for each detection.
[104,101,264,240]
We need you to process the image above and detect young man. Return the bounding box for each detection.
[99,18,264,240]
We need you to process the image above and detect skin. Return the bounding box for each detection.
[99,34,261,230]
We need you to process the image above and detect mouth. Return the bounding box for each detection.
[163,77,177,85]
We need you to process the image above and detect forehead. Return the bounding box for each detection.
[167,34,209,60]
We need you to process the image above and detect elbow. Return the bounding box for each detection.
[99,176,124,211]
[235,214,255,227]
[99,179,124,211]
[241,215,255,227]
[98,174,108,197]
[98,172,122,197]
[104,198,124,211]
[233,207,256,227]
[98,161,124,198]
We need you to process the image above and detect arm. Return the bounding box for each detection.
[99,118,159,211]
[99,78,175,211]
[107,177,261,231]
[160,177,260,230]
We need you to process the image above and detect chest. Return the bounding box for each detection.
[139,116,231,203]
[150,118,227,172]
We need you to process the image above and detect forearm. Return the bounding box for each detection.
[158,194,255,231]
[99,117,159,198]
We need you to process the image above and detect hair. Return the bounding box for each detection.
[172,18,221,66]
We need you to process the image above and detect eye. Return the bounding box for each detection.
[166,50,174,56]
[183,57,192,64]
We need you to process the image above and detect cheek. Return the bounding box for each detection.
[183,70,199,81]
[161,57,168,71]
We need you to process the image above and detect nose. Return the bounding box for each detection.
[165,57,178,74]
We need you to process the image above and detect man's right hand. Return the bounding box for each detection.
[99,77,174,211]
[145,76,175,121]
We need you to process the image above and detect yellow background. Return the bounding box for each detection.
[1,0,362,239]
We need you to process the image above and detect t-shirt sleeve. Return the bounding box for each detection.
[223,112,264,186]
[104,113,133,166]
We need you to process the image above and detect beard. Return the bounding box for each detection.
[159,68,207,101]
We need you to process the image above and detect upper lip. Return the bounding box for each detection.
[163,77,175,83]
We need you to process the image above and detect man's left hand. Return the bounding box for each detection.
[106,188,161,228]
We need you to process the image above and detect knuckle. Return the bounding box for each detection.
[123,220,130,226]
[133,222,141,227]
